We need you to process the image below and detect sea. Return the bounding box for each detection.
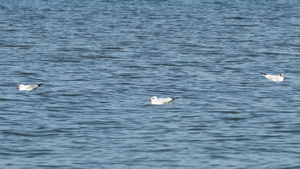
[0,0,299,168]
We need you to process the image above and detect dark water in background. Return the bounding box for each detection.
[1,0,300,168]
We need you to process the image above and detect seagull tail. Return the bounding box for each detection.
[38,83,44,87]
[172,97,179,100]
[260,73,267,76]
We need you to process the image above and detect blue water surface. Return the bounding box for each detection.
[0,0,300,168]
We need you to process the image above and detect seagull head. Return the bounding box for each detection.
[279,73,286,77]
[149,96,158,101]
[17,84,24,89]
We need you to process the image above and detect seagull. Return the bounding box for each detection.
[149,96,179,105]
[260,73,285,82]
[17,83,44,91]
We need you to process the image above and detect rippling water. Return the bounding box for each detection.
[1,0,300,168]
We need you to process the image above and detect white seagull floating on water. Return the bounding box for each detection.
[260,73,285,82]
[149,96,179,105]
[17,83,44,91]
